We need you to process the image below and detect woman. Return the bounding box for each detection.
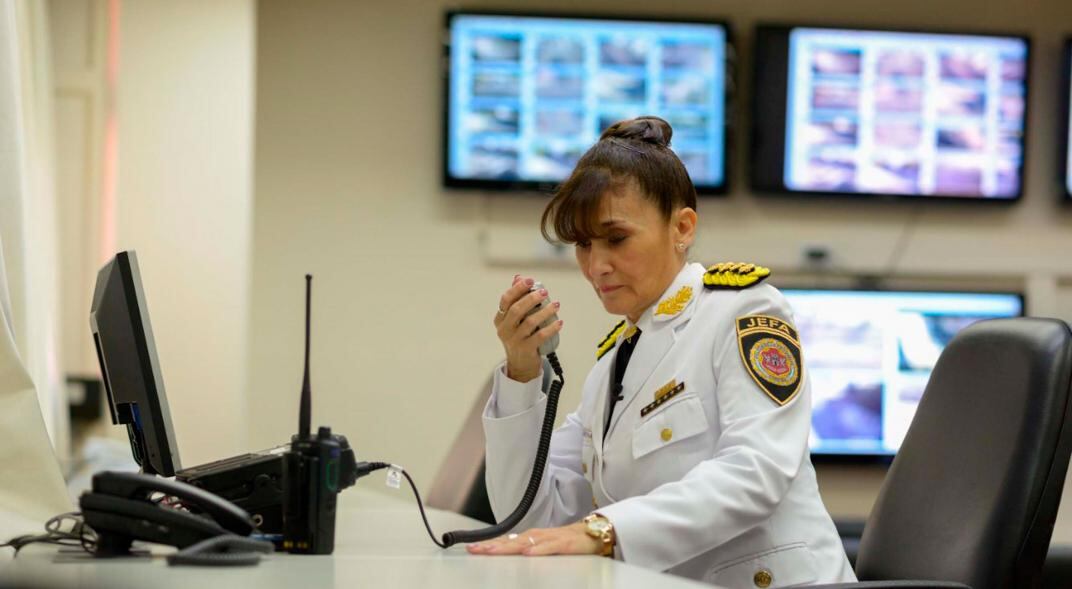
[467,117,856,588]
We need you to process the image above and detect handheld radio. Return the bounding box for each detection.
[281,274,348,554]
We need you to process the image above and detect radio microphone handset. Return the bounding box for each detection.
[438,280,564,547]
[530,281,560,356]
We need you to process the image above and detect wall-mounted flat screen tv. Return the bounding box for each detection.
[444,12,731,193]
[753,25,1030,201]
[783,289,1024,458]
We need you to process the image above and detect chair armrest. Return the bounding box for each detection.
[809,582,970,589]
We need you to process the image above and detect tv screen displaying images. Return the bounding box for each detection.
[444,12,730,193]
[752,26,1030,201]
[783,289,1024,457]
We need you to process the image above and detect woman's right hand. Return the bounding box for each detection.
[494,275,563,383]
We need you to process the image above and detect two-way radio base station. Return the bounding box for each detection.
[90,251,566,554]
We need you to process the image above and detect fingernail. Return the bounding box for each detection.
[558,319,564,326]
[525,278,534,287]
[539,288,548,296]
[553,301,560,309]
[512,274,520,283]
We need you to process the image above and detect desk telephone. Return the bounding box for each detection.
[80,470,255,555]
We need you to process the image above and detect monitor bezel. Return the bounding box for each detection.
[441,9,735,196]
[780,284,1026,463]
[1059,37,1072,202]
[750,22,1032,205]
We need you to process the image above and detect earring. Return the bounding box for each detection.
[677,243,686,251]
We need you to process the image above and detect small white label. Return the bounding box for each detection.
[386,466,402,489]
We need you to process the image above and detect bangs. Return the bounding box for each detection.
[540,167,629,245]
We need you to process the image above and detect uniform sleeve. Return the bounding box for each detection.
[597,286,812,571]
[482,362,593,529]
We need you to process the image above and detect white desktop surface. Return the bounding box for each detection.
[0,488,713,589]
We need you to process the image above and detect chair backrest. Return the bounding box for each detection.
[426,373,492,517]
[855,317,1072,589]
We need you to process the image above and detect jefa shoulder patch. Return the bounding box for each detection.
[735,314,803,406]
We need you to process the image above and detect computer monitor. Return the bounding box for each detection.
[752,24,1030,201]
[90,250,181,476]
[443,11,731,193]
[783,288,1024,459]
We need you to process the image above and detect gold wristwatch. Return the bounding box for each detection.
[583,513,615,557]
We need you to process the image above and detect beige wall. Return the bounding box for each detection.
[50,0,107,383]
[114,0,256,467]
[250,0,1072,537]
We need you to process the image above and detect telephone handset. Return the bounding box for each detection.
[80,470,256,555]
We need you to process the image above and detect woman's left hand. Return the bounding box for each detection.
[465,522,602,556]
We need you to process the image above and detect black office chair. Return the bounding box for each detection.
[818,317,1072,589]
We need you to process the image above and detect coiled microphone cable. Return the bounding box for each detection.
[440,352,564,547]
[352,353,565,548]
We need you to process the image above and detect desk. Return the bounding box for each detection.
[0,489,712,589]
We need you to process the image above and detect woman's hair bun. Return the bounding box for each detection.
[600,115,673,148]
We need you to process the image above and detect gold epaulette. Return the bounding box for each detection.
[596,320,627,360]
[703,262,771,290]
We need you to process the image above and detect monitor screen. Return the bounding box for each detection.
[783,289,1024,457]
[90,250,181,476]
[444,12,730,193]
[752,26,1029,201]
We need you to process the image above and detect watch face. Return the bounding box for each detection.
[588,519,612,534]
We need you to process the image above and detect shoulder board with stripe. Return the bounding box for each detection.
[596,320,627,360]
[703,262,772,290]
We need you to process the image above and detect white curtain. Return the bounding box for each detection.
[0,0,73,543]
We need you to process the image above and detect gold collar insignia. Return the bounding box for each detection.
[655,285,693,317]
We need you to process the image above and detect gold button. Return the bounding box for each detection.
[754,570,772,588]
[660,428,673,442]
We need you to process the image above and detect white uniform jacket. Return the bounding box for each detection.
[482,262,856,587]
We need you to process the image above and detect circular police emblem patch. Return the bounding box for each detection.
[735,315,804,406]
[749,338,798,387]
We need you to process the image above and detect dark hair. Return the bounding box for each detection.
[540,116,698,244]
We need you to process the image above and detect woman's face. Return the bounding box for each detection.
[575,184,696,323]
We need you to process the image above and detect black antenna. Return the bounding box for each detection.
[299,274,312,439]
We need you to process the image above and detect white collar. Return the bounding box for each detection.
[628,262,705,335]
